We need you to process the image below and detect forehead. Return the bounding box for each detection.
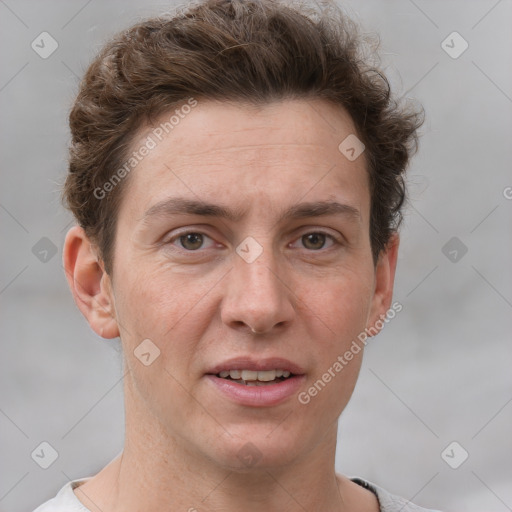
[118,99,369,223]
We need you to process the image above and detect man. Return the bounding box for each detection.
[34,0,439,510]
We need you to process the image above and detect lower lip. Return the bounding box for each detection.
[205,374,306,407]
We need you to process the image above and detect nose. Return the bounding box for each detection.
[220,246,295,335]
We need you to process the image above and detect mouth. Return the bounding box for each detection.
[205,358,306,406]
[213,368,295,386]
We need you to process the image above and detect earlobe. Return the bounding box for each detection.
[366,233,400,336]
[63,226,120,339]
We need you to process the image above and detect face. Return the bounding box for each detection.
[101,99,397,470]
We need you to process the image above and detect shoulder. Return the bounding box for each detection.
[351,477,444,512]
[32,478,92,512]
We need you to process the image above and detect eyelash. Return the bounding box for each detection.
[165,229,342,252]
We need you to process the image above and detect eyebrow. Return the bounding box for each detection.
[141,197,361,225]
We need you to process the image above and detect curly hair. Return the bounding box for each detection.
[64,0,424,275]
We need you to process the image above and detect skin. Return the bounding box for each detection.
[63,98,399,512]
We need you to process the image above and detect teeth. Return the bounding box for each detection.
[217,369,292,382]
[240,370,258,381]
[255,370,276,382]
[233,379,277,386]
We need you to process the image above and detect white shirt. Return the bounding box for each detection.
[33,476,442,512]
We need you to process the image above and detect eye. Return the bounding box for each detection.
[291,231,339,251]
[169,231,217,251]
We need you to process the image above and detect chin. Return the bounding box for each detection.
[209,425,305,471]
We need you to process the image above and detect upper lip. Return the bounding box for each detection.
[207,357,306,375]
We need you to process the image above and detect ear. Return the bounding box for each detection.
[366,232,400,335]
[63,226,120,339]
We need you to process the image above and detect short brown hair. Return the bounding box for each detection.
[64,0,423,275]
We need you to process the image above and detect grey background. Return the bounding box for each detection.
[1,1,511,511]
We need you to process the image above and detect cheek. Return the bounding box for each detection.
[112,262,220,372]
[297,277,370,420]
[112,264,215,425]
[301,267,374,348]
[114,262,194,333]
[295,268,373,410]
